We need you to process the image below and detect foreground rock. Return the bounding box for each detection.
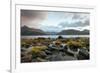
[77,49,89,60]
[21,40,89,62]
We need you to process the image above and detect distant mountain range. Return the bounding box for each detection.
[21,26,89,35]
[21,26,47,35]
[57,29,89,35]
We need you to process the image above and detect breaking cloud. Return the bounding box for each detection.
[59,13,89,28]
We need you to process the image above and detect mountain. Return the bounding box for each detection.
[21,26,89,35]
[21,26,47,35]
[57,29,89,35]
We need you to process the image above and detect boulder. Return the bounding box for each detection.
[37,51,47,58]
[36,57,48,62]
[21,54,32,63]
[44,50,52,55]
[77,49,89,60]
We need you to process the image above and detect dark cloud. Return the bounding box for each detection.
[21,10,46,19]
[21,10,47,28]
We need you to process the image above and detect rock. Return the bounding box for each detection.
[37,51,47,58]
[60,45,68,52]
[47,52,63,61]
[32,51,48,61]
[36,57,48,62]
[67,48,79,55]
[21,54,32,63]
[61,55,77,60]
[21,48,27,52]
[57,35,63,39]
[65,51,74,57]
[32,53,38,58]
[32,59,38,62]
[44,50,52,55]
[48,54,59,61]
[63,45,68,50]
[21,52,25,57]
[77,49,89,60]
[23,44,30,48]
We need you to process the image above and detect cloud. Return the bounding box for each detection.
[21,10,47,19]
[59,20,89,27]
[72,13,89,19]
[63,26,90,31]
[21,10,47,28]
[40,25,62,32]
[58,13,89,28]
[21,10,90,32]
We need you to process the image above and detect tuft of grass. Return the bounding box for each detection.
[32,46,47,53]
[67,40,83,48]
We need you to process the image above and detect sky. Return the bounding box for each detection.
[21,10,90,32]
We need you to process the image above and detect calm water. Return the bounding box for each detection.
[21,35,89,39]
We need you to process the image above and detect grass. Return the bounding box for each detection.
[67,40,83,48]
[32,46,47,53]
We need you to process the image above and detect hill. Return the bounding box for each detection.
[21,26,47,35]
[57,29,89,35]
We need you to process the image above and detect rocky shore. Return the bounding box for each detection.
[21,37,89,63]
